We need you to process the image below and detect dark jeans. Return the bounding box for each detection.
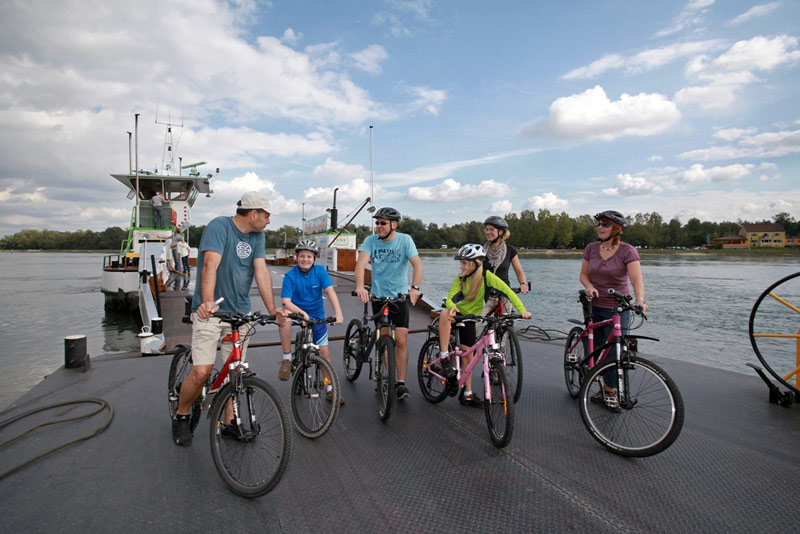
[152,207,163,228]
[181,256,190,273]
[591,305,630,390]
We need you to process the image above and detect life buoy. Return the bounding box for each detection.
[171,209,177,226]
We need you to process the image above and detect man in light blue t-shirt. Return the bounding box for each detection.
[355,207,422,401]
[172,191,285,447]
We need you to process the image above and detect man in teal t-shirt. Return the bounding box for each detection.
[355,207,422,401]
[172,192,284,447]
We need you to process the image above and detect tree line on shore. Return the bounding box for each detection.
[1,211,796,251]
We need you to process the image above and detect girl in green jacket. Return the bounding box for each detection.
[439,244,531,406]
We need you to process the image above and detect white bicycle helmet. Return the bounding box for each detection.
[455,243,486,261]
[295,238,320,257]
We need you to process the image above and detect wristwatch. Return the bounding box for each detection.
[411,285,420,291]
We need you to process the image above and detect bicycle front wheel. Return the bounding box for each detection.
[167,346,202,432]
[749,271,800,395]
[485,356,514,448]
[343,319,364,382]
[291,354,340,439]
[579,356,684,457]
[417,338,448,403]
[498,326,523,404]
[564,327,587,399]
[375,335,396,421]
[209,375,293,497]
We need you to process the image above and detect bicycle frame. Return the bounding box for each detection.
[426,321,506,402]
[356,299,398,370]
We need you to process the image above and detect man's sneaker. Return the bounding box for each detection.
[326,390,345,405]
[221,421,241,439]
[172,416,192,447]
[278,359,292,381]
[396,383,411,400]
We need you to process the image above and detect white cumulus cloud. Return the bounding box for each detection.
[726,2,781,26]
[407,179,511,201]
[522,192,568,210]
[602,174,664,197]
[678,163,754,183]
[520,86,681,141]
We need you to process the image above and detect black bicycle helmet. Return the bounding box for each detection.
[372,207,401,221]
[594,210,627,229]
[295,238,320,257]
[455,243,486,261]
[484,216,508,230]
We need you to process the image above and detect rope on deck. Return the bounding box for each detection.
[0,398,114,480]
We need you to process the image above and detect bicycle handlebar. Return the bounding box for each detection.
[578,288,646,319]
[212,310,277,326]
[287,313,337,326]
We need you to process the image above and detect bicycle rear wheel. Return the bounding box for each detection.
[209,375,293,497]
[343,319,364,382]
[579,356,684,457]
[485,356,514,448]
[498,326,523,404]
[564,327,587,399]
[291,354,340,439]
[376,335,396,421]
[417,338,448,403]
[167,346,202,432]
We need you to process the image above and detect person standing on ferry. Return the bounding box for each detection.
[150,190,164,228]
[579,210,648,412]
[482,216,528,314]
[277,239,345,404]
[438,244,531,406]
[355,207,423,401]
[172,192,285,447]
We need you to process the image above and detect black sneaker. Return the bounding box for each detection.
[442,358,456,378]
[172,416,192,446]
[221,422,241,439]
[396,383,411,400]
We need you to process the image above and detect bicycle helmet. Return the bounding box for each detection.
[455,244,486,261]
[484,216,508,230]
[594,210,627,229]
[295,238,320,257]
[372,207,401,221]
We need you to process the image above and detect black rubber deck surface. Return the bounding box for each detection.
[1,268,799,533]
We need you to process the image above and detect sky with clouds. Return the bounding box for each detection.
[1,0,798,237]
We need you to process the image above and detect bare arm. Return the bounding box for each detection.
[355,250,371,303]
[510,255,528,294]
[196,250,222,319]
[254,257,280,315]
[579,259,598,299]
[408,255,423,305]
[323,285,345,324]
[627,260,649,313]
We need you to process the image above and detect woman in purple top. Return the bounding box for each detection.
[579,210,649,410]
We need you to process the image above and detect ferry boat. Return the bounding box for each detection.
[101,114,216,329]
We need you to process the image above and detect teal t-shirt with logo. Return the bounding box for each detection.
[192,216,265,313]
[358,232,418,297]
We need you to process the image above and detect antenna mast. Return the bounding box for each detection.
[155,105,184,175]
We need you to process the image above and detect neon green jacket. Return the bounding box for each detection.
[445,270,527,316]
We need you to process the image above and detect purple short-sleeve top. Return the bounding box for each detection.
[583,241,640,308]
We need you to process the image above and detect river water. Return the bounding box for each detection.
[0,251,797,410]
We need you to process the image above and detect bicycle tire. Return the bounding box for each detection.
[578,356,684,457]
[343,319,364,382]
[417,338,448,404]
[290,354,340,439]
[748,271,800,395]
[498,326,523,404]
[484,356,514,448]
[209,375,293,497]
[376,335,396,421]
[167,346,202,432]
[564,327,587,399]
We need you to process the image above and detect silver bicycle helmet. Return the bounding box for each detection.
[455,243,486,261]
[594,210,628,229]
[372,207,401,221]
[295,238,320,257]
[484,216,509,230]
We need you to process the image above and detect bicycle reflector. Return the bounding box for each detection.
[383,306,389,317]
